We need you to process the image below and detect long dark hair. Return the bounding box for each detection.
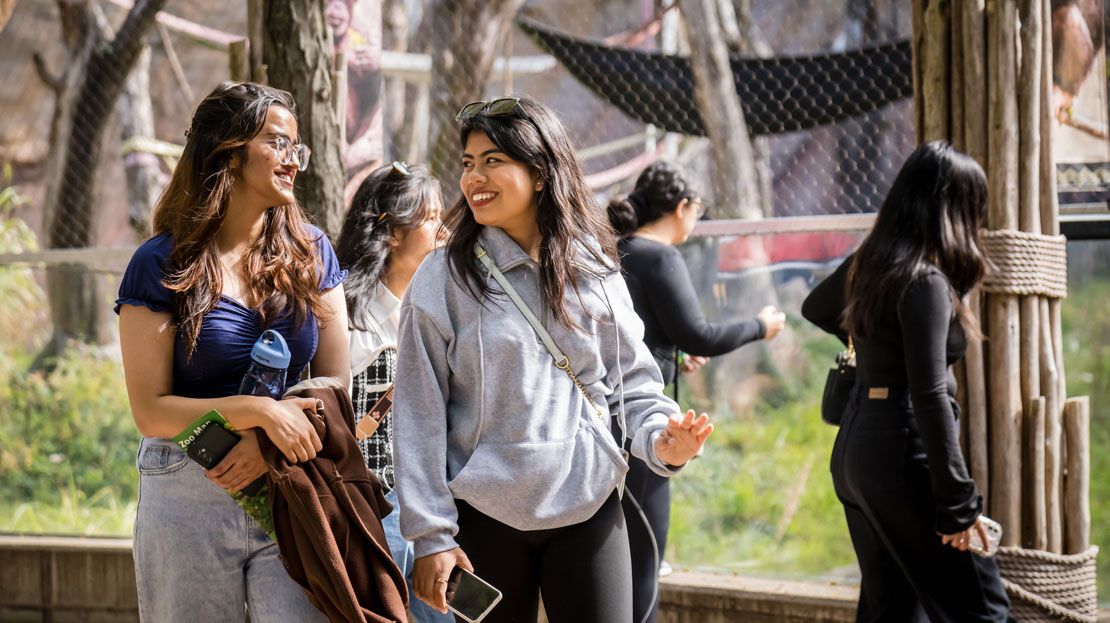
[444,97,617,330]
[336,163,442,331]
[844,141,988,338]
[607,160,699,237]
[152,81,326,358]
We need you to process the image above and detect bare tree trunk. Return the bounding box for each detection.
[118,44,163,240]
[677,0,760,219]
[730,0,774,217]
[426,0,525,192]
[39,0,167,352]
[263,0,346,236]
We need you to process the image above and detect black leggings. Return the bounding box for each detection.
[621,456,670,623]
[454,492,633,623]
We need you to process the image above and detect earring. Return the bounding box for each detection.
[536,183,544,191]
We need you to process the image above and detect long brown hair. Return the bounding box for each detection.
[844,141,987,338]
[152,81,327,357]
[336,163,442,331]
[445,97,618,331]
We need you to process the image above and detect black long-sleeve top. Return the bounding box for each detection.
[618,236,765,384]
[800,256,982,534]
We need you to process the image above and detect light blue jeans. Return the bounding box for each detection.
[132,437,328,623]
[383,489,456,623]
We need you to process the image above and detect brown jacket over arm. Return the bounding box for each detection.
[258,383,409,623]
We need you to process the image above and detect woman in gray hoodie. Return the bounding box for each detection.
[392,97,713,623]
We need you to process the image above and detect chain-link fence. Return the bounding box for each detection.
[1,0,1109,593]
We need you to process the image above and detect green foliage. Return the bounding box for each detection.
[0,348,139,536]
[0,177,47,365]
[1060,278,1110,601]
[0,180,137,536]
[668,324,858,581]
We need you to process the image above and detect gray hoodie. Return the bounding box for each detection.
[393,226,682,558]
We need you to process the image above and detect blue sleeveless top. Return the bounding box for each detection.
[114,224,347,399]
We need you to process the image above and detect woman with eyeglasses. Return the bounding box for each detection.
[391,97,714,622]
[607,160,785,623]
[802,142,1014,621]
[115,81,347,622]
[334,161,452,623]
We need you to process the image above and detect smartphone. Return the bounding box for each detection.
[186,421,264,496]
[446,566,502,623]
[969,515,1003,557]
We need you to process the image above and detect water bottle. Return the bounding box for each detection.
[238,329,291,399]
[236,330,290,496]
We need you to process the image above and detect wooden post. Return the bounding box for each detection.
[1022,396,1046,549]
[247,0,267,83]
[1016,0,1041,481]
[1041,298,1063,552]
[961,0,988,167]
[228,39,250,82]
[1063,397,1090,554]
[958,1,990,510]
[921,0,950,141]
[986,0,1022,546]
[965,289,990,506]
[949,1,965,150]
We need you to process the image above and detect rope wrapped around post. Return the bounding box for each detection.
[979,229,1068,298]
[995,545,1099,623]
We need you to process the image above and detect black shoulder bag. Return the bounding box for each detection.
[820,337,855,425]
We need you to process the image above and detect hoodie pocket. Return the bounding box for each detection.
[448,419,628,531]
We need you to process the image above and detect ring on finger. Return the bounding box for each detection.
[435,577,449,584]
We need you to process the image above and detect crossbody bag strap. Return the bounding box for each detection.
[475,244,628,496]
[474,244,612,430]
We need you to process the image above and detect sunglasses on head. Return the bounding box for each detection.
[455,98,529,122]
[389,161,411,177]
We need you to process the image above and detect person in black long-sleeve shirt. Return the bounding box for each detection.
[608,161,785,623]
[802,142,1014,622]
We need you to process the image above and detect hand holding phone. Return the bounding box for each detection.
[968,515,1003,557]
[186,421,265,495]
[446,566,502,623]
[413,547,472,613]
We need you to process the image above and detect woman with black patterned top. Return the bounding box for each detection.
[335,161,450,623]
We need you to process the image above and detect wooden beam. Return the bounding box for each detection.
[1063,397,1090,554]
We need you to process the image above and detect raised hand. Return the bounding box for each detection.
[758,305,787,340]
[654,409,713,466]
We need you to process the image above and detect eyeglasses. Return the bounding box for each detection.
[389,161,411,177]
[267,136,311,171]
[691,199,709,219]
[455,98,528,122]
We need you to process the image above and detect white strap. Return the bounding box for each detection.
[475,243,630,497]
[475,244,566,365]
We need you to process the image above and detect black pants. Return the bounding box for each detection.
[620,456,670,623]
[454,492,633,623]
[831,393,1016,623]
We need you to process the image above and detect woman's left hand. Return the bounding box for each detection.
[681,355,709,374]
[654,409,713,466]
[206,428,268,491]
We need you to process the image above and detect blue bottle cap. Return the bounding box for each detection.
[250,330,291,369]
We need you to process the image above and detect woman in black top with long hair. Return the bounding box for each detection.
[802,142,1014,622]
[608,161,784,623]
